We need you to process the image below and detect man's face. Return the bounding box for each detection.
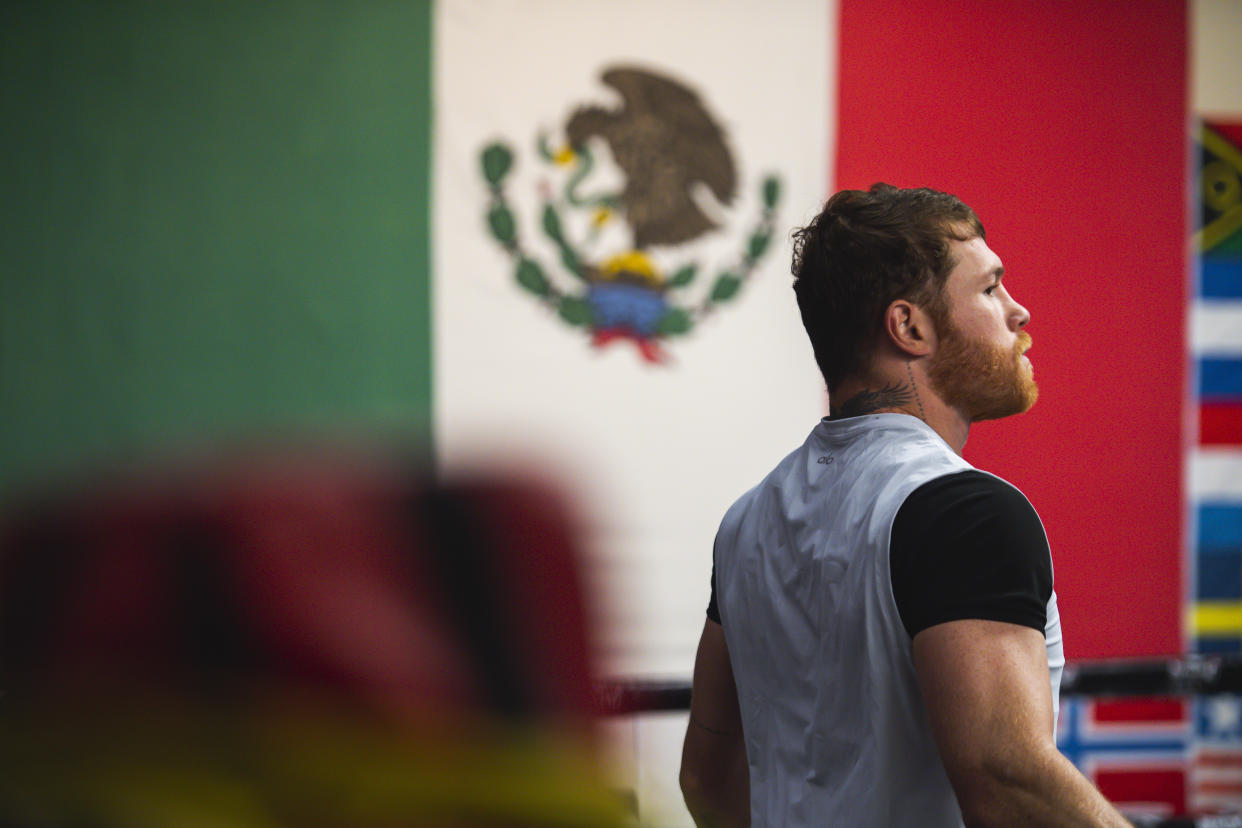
[926,235,1038,422]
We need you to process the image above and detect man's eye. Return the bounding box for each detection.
[984,285,997,295]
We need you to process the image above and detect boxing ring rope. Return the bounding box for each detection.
[595,654,1242,715]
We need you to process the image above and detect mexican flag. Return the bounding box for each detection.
[2,1,1189,679]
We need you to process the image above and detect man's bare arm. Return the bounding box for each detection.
[914,619,1130,827]
[680,619,749,828]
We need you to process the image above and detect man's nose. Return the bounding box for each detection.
[1010,296,1030,330]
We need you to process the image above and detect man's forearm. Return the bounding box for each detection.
[682,790,749,828]
[681,765,749,828]
[680,719,749,828]
[956,746,1130,828]
[682,621,750,828]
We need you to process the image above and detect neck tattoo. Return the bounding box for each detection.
[907,360,928,422]
[829,382,914,419]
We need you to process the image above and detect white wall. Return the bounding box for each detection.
[1193,0,1242,115]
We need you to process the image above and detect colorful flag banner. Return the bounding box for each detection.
[1191,121,1242,657]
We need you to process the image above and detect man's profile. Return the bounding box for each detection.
[679,184,1129,826]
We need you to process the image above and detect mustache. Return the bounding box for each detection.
[1016,331,1033,354]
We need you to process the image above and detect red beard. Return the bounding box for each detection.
[927,323,1038,422]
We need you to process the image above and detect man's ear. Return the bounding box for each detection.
[883,299,935,357]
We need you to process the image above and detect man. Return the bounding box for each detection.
[679,184,1129,827]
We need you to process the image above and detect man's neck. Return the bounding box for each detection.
[828,381,919,420]
[828,364,970,454]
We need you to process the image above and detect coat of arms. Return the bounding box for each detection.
[479,65,781,364]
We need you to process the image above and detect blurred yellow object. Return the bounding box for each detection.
[0,697,628,827]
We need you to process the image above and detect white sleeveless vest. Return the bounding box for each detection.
[714,414,1063,827]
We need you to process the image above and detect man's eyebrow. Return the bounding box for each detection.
[987,266,1005,283]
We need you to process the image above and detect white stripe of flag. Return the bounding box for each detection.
[1190,448,1242,502]
[1192,301,1242,356]
[433,0,833,678]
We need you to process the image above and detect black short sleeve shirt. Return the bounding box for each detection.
[889,470,1052,637]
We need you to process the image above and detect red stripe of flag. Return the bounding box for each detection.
[1091,697,1187,724]
[1201,403,1242,446]
[837,0,1186,660]
[1196,753,1242,768]
[1095,767,1185,815]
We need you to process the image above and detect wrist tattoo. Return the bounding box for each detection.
[690,714,732,737]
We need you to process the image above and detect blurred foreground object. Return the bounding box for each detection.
[0,447,625,827]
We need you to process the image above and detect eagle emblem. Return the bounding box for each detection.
[480,65,781,364]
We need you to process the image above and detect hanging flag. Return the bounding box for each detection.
[1191,121,1242,656]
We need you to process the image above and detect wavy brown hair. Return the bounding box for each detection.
[792,183,984,391]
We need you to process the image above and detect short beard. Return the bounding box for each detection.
[927,320,1038,422]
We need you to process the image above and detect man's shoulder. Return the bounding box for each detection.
[892,469,1051,578]
[891,469,1054,639]
[898,469,1039,521]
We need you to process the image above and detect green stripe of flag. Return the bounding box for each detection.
[0,1,434,495]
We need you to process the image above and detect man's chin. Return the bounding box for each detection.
[928,327,1040,422]
[969,379,1039,422]
[1015,371,1039,413]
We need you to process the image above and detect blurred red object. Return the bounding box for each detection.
[0,447,622,826]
